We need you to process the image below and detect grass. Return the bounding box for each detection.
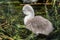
[0,0,60,40]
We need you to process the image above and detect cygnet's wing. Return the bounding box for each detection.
[25,16,54,35]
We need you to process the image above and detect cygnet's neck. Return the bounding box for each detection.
[28,13,34,17]
[25,12,35,18]
[24,12,35,25]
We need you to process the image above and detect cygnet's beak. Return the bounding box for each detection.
[21,11,26,17]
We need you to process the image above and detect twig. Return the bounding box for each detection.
[0,21,8,27]
[20,3,52,6]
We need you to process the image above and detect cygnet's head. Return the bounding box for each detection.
[22,4,34,16]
